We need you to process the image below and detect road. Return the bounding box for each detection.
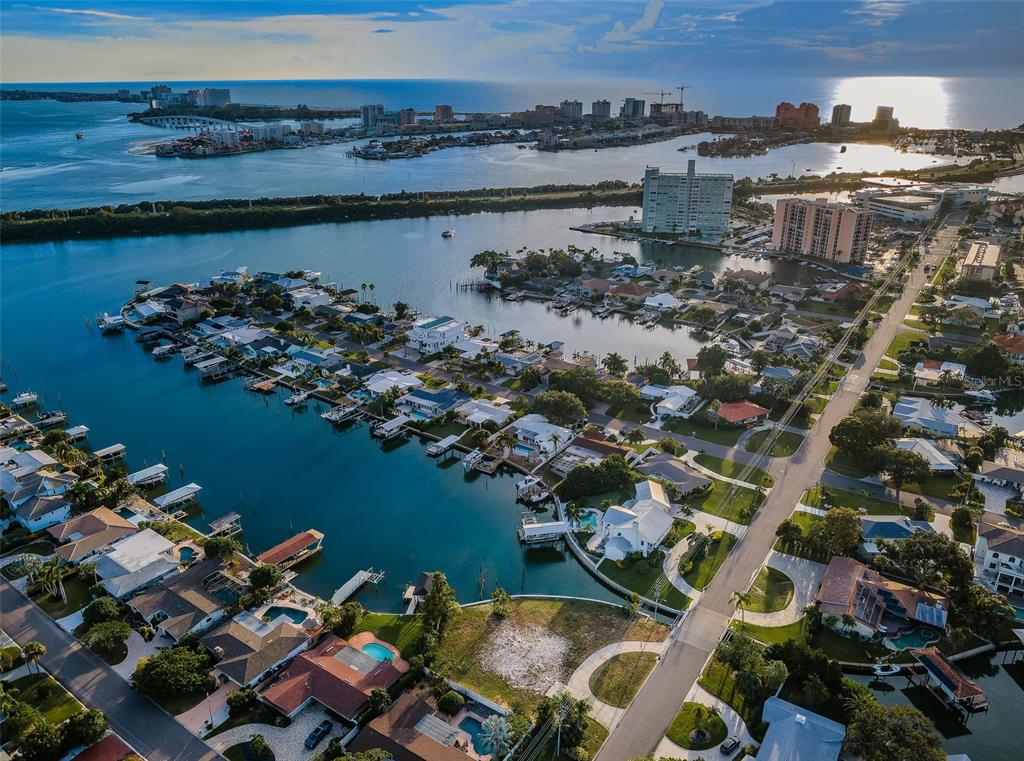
[1,580,224,761]
[595,217,960,759]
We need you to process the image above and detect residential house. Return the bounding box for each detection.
[273,277,309,291]
[654,386,701,420]
[343,312,386,328]
[722,268,771,291]
[261,634,408,721]
[609,282,651,300]
[209,267,249,286]
[129,558,234,642]
[893,396,981,438]
[0,447,58,501]
[596,480,675,561]
[634,452,711,495]
[762,366,802,384]
[0,414,35,440]
[132,300,168,322]
[288,287,333,310]
[164,297,204,325]
[758,697,845,761]
[49,507,138,563]
[644,293,683,312]
[974,518,1024,605]
[574,278,613,297]
[363,370,424,399]
[397,387,471,419]
[712,401,770,428]
[913,359,967,386]
[893,438,959,472]
[202,612,310,687]
[781,335,822,361]
[819,281,862,303]
[768,284,808,303]
[613,264,654,278]
[693,270,716,289]
[816,556,949,637]
[95,529,180,599]
[944,295,995,320]
[509,414,572,456]
[13,493,73,532]
[861,516,934,556]
[994,334,1024,364]
[550,429,633,477]
[451,337,499,359]
[454,399,515,429]
[407,316,465,354]
[494,350,544,374]
[976,447,1024,495]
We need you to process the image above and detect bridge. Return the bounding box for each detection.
[137,114,243,131]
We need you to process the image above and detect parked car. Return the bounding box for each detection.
[304,720,333,749]
[720,736,741,755]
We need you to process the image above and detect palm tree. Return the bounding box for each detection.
[624,428,645,446]
[368,283,376,304]
[23,641,45,675]
[79,562,98,586]
[495,432,516,458]
[730,590,752,624]
[658,351,679,377]
[36,559,65,602]
[604,352,628,378]
[707,399,722,429]
[480,715,511,757]
[565,502,583,523]
[359,282,367,302]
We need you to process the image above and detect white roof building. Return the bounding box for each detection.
[600,480,674,561]
[913,359,968,385]
[893,438,959,472]
[644,293,683,311]
[362,370,424,398]
[456,399,515,428]
[452,338,499,358]
[406,315,464,354]
[94,529,180,599]
[510,414,572,454]
[893,396,982,438]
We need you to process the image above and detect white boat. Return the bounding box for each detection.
[11,391,39,408]
[321,405,359,423]
[873,662,901,677]
[964,389,997,404]
[35,410,68,429]
[515,475,551,504]
[441,229,455,239]
[152,344,179,358]
[97,313,126,333]
[284,389,311,406]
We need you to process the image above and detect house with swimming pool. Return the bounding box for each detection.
[201,611,310,688]
[397,387,471,420]
[508,414,572,459]
[590,480,675,561]
[363,369,424,399]
[128,558,240,642]
[455,399,515,429]
[260,633,408,721]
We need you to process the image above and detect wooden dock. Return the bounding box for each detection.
[331,568,385,604]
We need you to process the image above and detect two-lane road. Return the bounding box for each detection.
[1,580,223,761]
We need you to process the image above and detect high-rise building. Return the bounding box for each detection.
[771,198,873,263]
[775,101,820,129]
[641,161,734,236]
[434,104,454,123]
[399,108,418,127]
[830,104,852,127]
[620,98,646,120]
[361,104,385,130]
[871,105,900,134]
[591,99,612,119]
[560,100,583,121]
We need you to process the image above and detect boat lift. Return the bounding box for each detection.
[426,434,462,457]
[94,443,126,462]
[372,414,410,440]
[127,463,169,487]
[331,568,385,604]
[153,483,202,510]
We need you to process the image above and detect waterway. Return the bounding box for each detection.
[851,652,1024,761]
[0,98,986,211]
[1,205,815,610]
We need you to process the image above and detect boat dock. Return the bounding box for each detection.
[127,463,169,487]
[94,443,126,462]
[426,434,462,457]
[97,313,126,333]
[209,512,243,537]
[331,568,385,604]
[322,404,363,424]
[35,411,68,429]
[244,377,277,394]
[518,513,569,545]
[195,356,233,381]
[372,414,410,440]
[182,346,215,365]
[65,425,89,441]
[153,482,202,510]
[257,529,324,569]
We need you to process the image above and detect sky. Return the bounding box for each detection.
[1,0,1021,83]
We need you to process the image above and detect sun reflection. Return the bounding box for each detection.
[829,76,951,129]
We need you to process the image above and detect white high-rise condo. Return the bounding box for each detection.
[641,161,734,236]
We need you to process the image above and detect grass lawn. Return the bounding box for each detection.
[353,613,427,657]
[878,357,900,371]
[884,331,926,360]
[809,627,894,664]
[825,446,876,478]
[431,599,668,711]
[29,575,94,619]
[206,703,285,739]
[415,419,467,439]
[802,485,904,515]
[663,418,743,447]
[416,373,449,390]
[9,673,82,724]
[664,519,696,548]
[731,618,806,645]
[140,519,204,543]
[774,512,830,562]
[535,717,607,761]
[796,300,858,318]
[598,560,691,611]
[606,400,653,423]
[666,702,729,750]
[685,482,763,524]
[742,567,795,614]
[744,430,804,457]
[694,453,774,488]
[588,652,658,708]
[148,687,211,716]
[898,474,969,501]
[0,540,55,558]
[698,660,764,739]
[682,533,738,590]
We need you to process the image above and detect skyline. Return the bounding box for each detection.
[2,0,1022,84]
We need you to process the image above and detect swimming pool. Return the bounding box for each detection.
[360,642,395,662]
[178,546,197,564]
[579,512,598,530]
[514,443,534,456]
[884,626,940,650]
[263,606,308,625]
[458,716,491,755]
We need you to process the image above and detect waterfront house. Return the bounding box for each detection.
[509,414,572,456]
[397,387,471,419]
[694,270,716,289]
[596,480,674,561]
[0,447,58,498]
[574,277,613,297]
[257,529,325,570]
[209,267,249,286]
[913,359,967,386]
[819,281,863,303]
[711,400,770,428]
[407,316,465,354]
[816,556,949,637]
[654,388,701,420]
[193,316,250,338]
[164,297,204,325]
[13,494,73,533]
[494,350,544,373]
[261,634,408,721]
[759,697,845,761]
[129,558,234,642]
[974,517,1024,606]
[0,414,35,441]
[273,277,309,291]
[994,334,1024,364]
[201,612,310,687]
[722,268,772,291]
[893,438,960,472]
[363,370,424,399]
[892,396,981,438]
[288,287,333,310]
[975,447,1024,495]
[49,507,138,563]
[644,293,683,312]
[634,452,711,495]
[860,516,934,556]
[768,284,808,303]
[550,429,633,477]
[614,264,654,278]
[132,300,168,323]
[451,337,499,359]
[343,312,387,328]
[609,282,651,299]
[455,399,515,429]
[243,335,300,359]
[95,528,180,599]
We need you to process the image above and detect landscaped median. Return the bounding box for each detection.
[741,567,795,614]
[667,702,728,750]
[596,557,691,611]
[588,652,658,708]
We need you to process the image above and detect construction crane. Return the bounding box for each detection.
[643,90,673,104]
[677,83,694,110]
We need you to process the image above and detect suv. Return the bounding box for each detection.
[720,736,741,755]
[304,720,333,750]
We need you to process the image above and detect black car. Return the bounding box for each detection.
[304,719,333,749]
[720,736,741,755]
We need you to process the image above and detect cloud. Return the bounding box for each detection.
[843,1,909,26]
[36,6,144,21]
[602,0,664,43]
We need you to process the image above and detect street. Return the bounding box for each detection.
[595,217,960,759]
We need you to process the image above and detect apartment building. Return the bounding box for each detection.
[641,160,733,236]
[771,198,873,263]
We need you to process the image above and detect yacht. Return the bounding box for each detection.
[441,229,455,239]
[284,389,311,406]
[965,389,998,404]
[11,391,39,408]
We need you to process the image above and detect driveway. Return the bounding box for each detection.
[1,580,223,761]
[740,550,828,628]
[209,704,346,761]
[178,681,237,736]
[112,629,161,681]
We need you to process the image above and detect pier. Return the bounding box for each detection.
[372,414,410,440]
[195,356,233,381]
[331,568,385,605]
[94,443,126,462]
[209,512,243,537]
[153,482,202,510]
[127,463,169,487]
[65,425,89,441]
[518,513,569,545]
[426,434,462,457]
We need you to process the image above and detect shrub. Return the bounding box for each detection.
[437,690,465,715]
[82,597,121,627]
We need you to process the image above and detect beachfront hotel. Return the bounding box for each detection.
[641,160,734,236]
[770,197,873,263]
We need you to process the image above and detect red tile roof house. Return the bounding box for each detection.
[260,633,408,721]
[710,400,770,428]
[48,506,137,563]
[995,334,1024,364]
[609,282,651,299]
